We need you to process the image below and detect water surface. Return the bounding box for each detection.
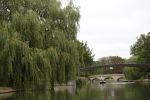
[1,82,150,100]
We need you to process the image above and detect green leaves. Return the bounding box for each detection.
[131,32,150,63]
[123,67,145,80]
[11,10,43,48]
[0,0,88,89]
[126,32,150,80]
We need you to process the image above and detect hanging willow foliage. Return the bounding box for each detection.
[0,0,93,89]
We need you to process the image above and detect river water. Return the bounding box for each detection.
[1,82,150,100]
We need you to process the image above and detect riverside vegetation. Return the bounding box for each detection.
[0,0,150,91]
[0,0,93,89]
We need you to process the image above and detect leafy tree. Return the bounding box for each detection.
[124,32,150,80]
[123,56,146,80]
[77,41,94,67]
[0,0,93,89]
[125,56,138,63]
[98,56,125,74]
[123,67,145,80]
[77,41,94,76]
[131,32,150,63]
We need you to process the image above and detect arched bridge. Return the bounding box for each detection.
[80,63,150,71]
[89,74,125,82]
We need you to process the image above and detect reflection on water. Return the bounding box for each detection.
[0,93,14,99]
[1,82,150,100]
[54,85,76,94]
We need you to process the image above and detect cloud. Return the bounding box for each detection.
[76,0,150,60]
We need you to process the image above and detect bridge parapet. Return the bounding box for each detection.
[80,63,150,71]
[89,74,125,82]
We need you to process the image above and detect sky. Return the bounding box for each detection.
[71,0,150,60]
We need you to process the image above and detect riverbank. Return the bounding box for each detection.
[120,79,150,83]
[0,87,16,94]
[0,85,75,94]
[0,81,76,94]
[0,79,149,94]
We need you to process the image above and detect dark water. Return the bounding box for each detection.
[1,82,150,100]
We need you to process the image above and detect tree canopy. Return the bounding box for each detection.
[0,0,93,88]
[99,56,125,74]
[124,32,150,80]
[131,32,150,63]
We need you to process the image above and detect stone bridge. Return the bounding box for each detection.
[89,74,125,82]
[80,63,150,72]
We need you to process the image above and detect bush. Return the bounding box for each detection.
[123,67,145,80]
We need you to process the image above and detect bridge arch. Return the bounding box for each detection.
[111,76,125,82]
[117,76,125,82]
[89,74,125,82]
[103,77,113,81]
[91,77,101,82]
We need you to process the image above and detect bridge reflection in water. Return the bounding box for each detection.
[91,82,130,100]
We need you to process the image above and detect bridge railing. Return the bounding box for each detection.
[80,63,150,71]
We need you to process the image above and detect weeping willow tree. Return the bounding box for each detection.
[0,0,90,89]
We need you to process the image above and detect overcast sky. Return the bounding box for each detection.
[74,0,150,60]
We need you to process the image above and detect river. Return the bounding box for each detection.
[1,82,150,100]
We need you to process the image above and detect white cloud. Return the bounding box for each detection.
[75,0,150,60]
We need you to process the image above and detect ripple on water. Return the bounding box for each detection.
[106,82,135,85]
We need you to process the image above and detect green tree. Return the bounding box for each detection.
[77,41,94,67]
[0,0,92,89]
[124,32,150,80]
[77,41,94,76]
[99,56,125,74]
[131,32,150,63]
[123,56,146,80]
